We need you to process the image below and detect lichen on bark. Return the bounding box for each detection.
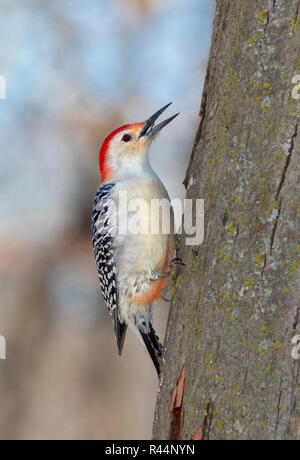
[153,0,300,440]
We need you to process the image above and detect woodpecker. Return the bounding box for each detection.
[91,103,179,375]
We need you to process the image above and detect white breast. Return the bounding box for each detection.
[112,171,174,293]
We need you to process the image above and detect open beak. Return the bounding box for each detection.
[139,103,179,138]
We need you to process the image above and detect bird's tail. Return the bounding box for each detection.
[112,308,128,355]
[138,321,163,376]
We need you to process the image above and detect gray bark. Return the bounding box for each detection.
[153,0,300,440]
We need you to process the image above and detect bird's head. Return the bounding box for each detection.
[99,103,179,182]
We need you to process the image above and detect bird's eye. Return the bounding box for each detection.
[122,134,132,143]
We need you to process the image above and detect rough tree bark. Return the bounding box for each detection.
[153,0,300,440]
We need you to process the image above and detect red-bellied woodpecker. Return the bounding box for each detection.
[91,103,179,375]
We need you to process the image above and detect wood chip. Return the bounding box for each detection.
[169,387,177,413]
[192,428,202,440]
[175,366,185,408]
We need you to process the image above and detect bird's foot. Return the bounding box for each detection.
[169,257,186,267]
[161,292,172,302]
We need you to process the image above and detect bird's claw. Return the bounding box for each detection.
[161,294,172,302]
[149,270,169,281]
[169,257,186,267]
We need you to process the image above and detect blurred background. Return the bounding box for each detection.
[0,0,214,440]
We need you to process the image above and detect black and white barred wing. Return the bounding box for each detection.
[91,183,127,354]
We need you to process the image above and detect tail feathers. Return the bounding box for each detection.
[139,322,163,376]
[112,309,128,355]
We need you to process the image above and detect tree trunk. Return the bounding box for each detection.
[153,0,300,441]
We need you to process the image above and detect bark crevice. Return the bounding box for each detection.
[270,201,282,255]
[275,122,298,201]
